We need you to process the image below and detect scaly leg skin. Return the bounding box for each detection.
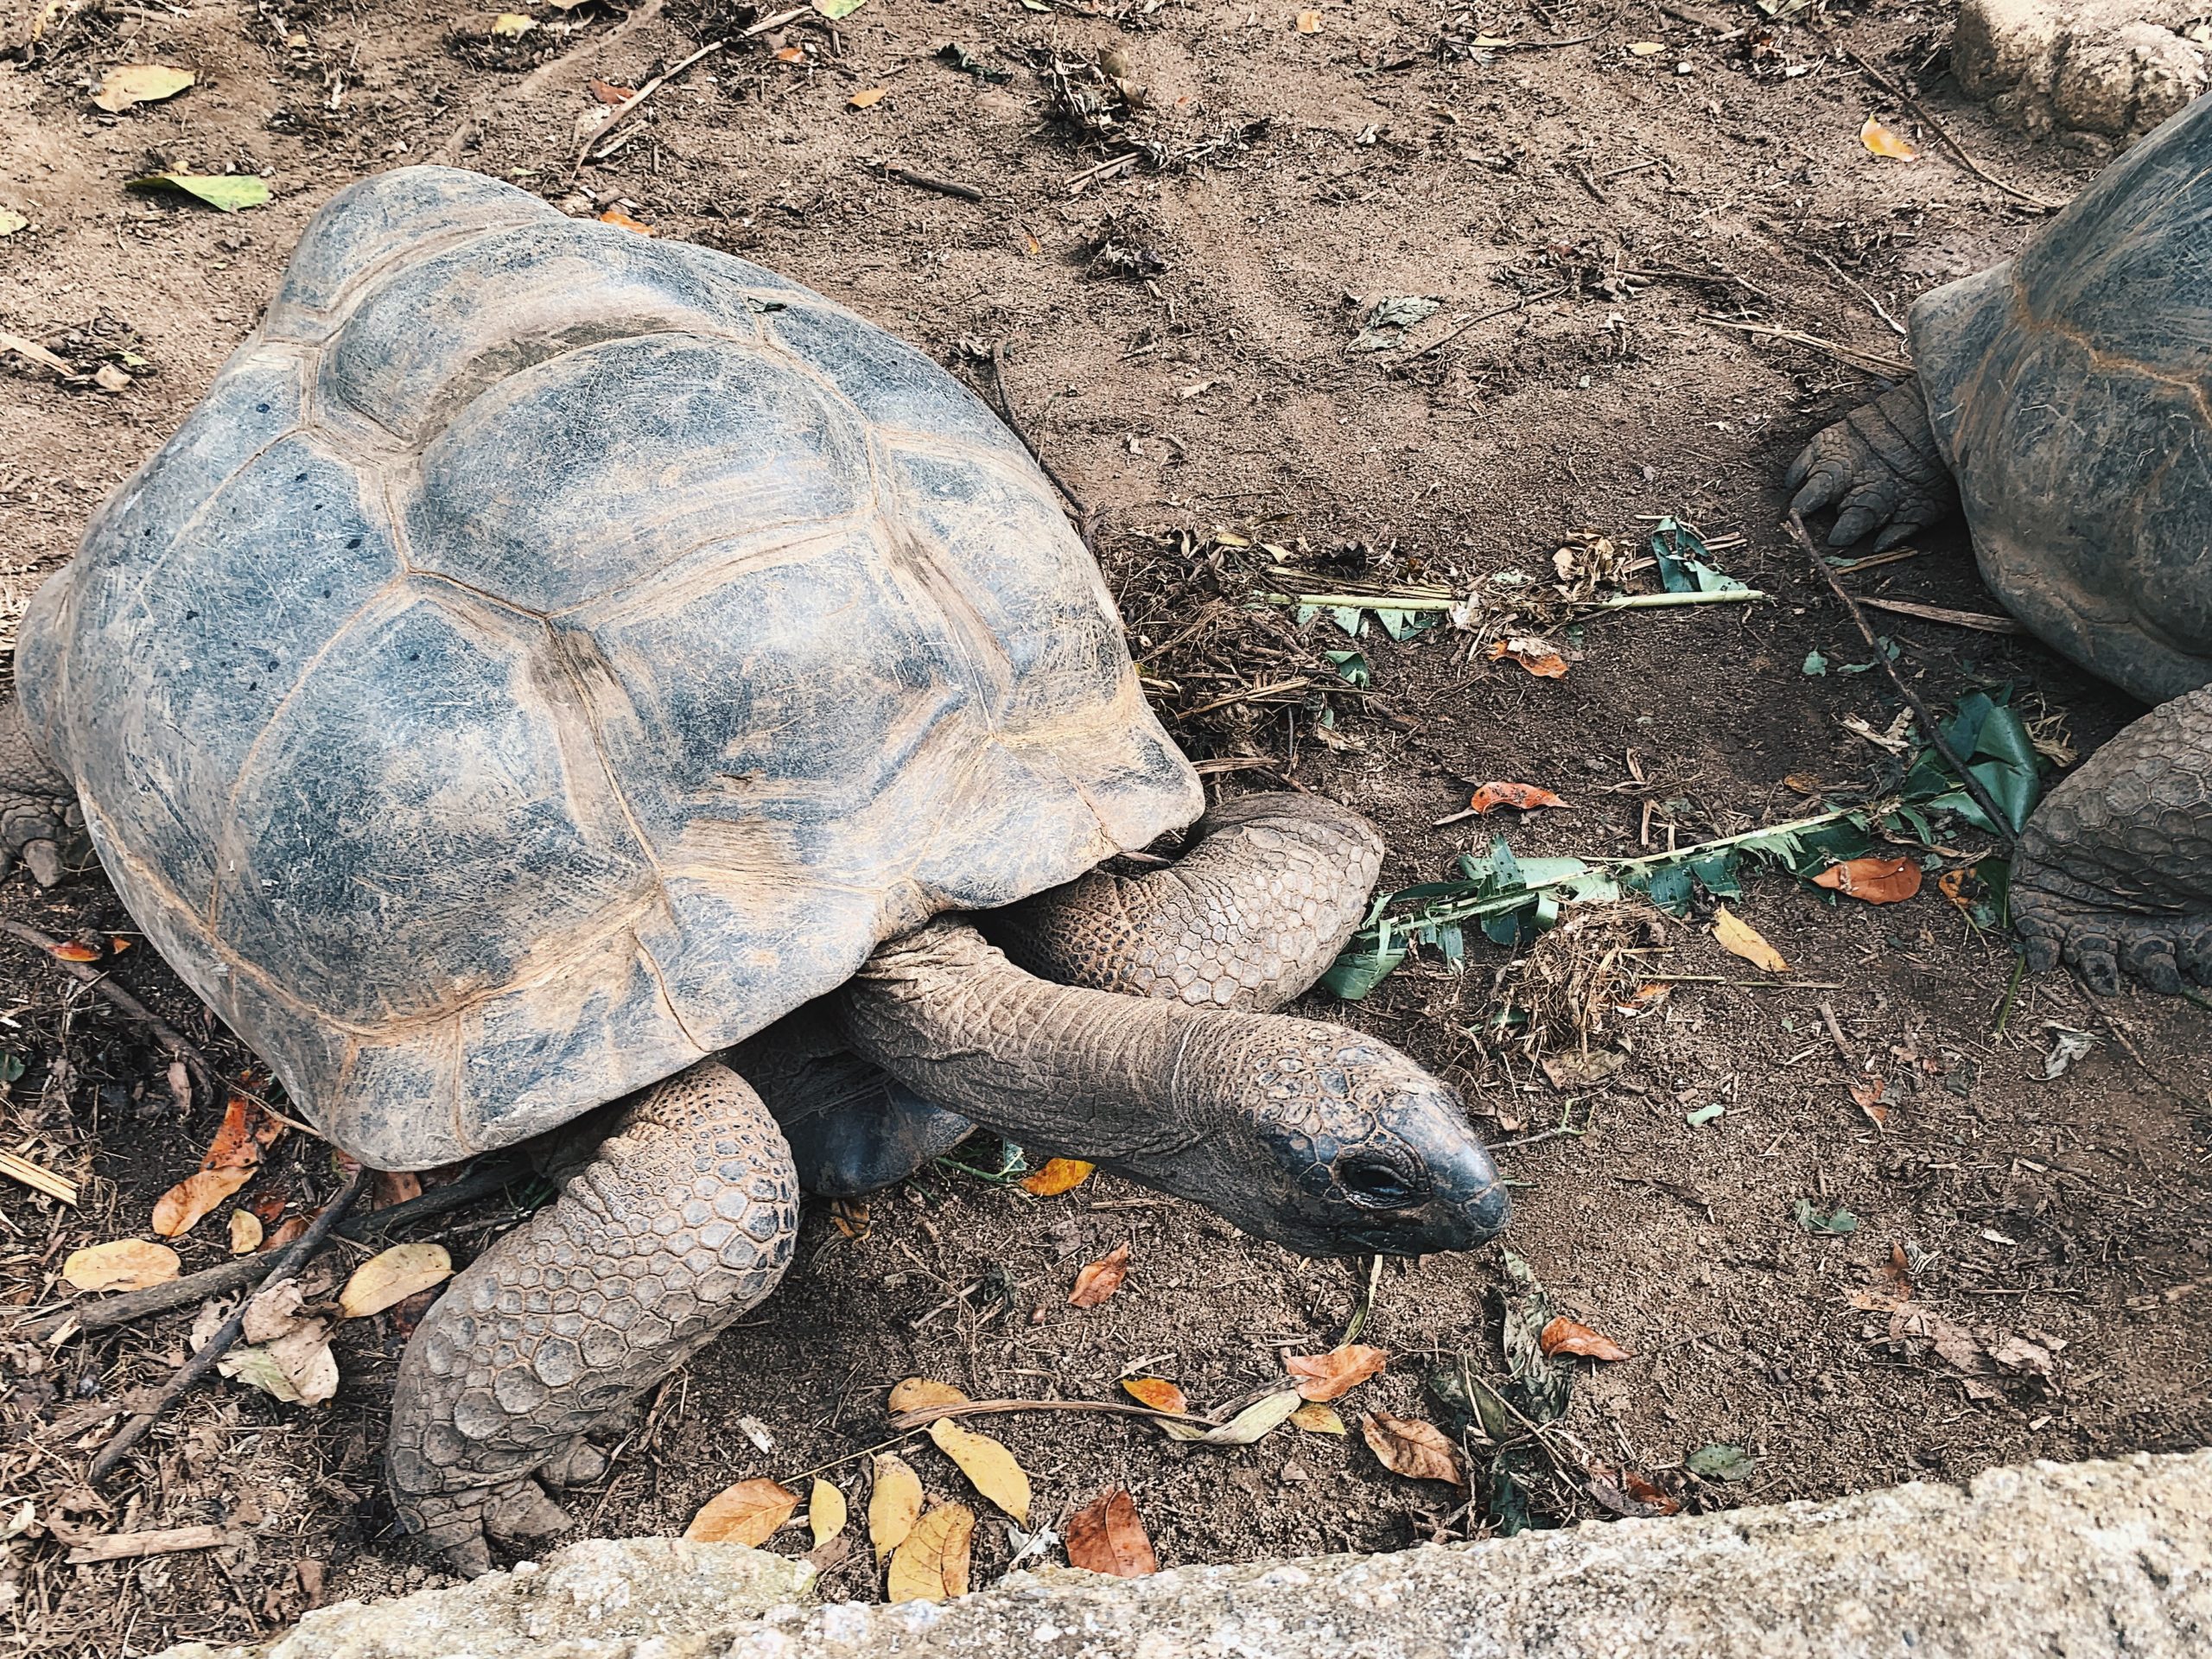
[0,697,83,887]
[1785,382,1959,551]
[386,1060,798,1576]
[2014,686,2212,997]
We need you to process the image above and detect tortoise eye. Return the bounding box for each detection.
[1340,1154,1418,1210]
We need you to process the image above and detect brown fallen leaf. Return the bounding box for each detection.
[1850,1076,1890,1128]
[207,1288,337,1406]
[685,1478,799,1546]
[809,1478,848,1548]
[49,939,101,962]
[598,207,653,234]
[1360,1410,1466,1484]
[1623,1470,1683,1515]
[1468,782,1568,815]
[1069,1240,1131,1307]
[1294,9,1321,29]
[588,77,634,104]
[338,1243,453,1319]
[887,1376,969,1414]
[1159,1388,1302,1446]
[1860,115,1919,160]
[200,1094,282,1172]
[1283,1342,1387,1402]
[849,86,888,108]
[1065,1486,1159,1578]
[227,1210,263,1254]
[886,1502,973,1602]
[1020,1158,1094,1196]
[927,1417,1029,1524]
[1289,1401,1346,1435]
[1488,637,1569,678]
[92,64,195,114]
[868,1452,923,1559]
[1814,856,1922,904]
[264,1215,308,1251]
[830,1197,870,1239]
[1537,1316,1632,1362]
[1121,1376,1187,1414]
[1936,866,1973,912]
[1711,906,1788,974]
[152,1166,253,1237]
[62,1238,179,1293]
[373,1169,422,1209]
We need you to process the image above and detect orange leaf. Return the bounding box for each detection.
[1359,1410,1466,1484]
[1537,1315,1632,1362]
[849,86,887,109]
[200,1095,281,1172]
[1283,1342,1388,1402]
[1850,1077,1891,1128]
[598,207,653,234]
[588,78,634,104]
[830,1197,870,1238]
[1065,1486,1159,1577]
[1860,115,1918,160]
[374,1169,423,1209]
[888,1376,969,1414]
[1121,1376,1187,1414]
[774,44,804,61]
[1069,1240,1131,1307]
[151,1166,253,1236]
[1021,1157,1094,1196]
[1486,638,1568,677]
[1813,856,1922,904]
[686,1478,799,1546]
[1936,866,1971,910]
[1468,782,1567,815]
[50,940,101,962]
[264,1214,308,1251]
[106,935,133,954]
[1623,1470,1683,1515]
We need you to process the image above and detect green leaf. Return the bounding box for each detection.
[130,173,270,212]
[1685,1103,1725,1127]
[1649,518,1749,594]
[1802,650,1827,677]
[1324,649,1370,687]
[0,1052,22,1084]
[1328,605,1365,639]
[1497,1249,1573,1425]
[1791,1198,1859,1236]
[1687,1442,1758,1482]
[813,0,870,16]
[1319,933,1406,1001]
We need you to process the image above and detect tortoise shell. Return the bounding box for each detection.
[16,166,1200,1168]
[1910,93,2212,707]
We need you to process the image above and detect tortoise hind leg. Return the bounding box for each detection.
[0,698,81,887]
[386,1060,798,1575]
[2014,686,2212,996]
[1787,382,1958,550]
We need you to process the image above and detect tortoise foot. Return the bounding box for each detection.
[2014,887,2212,995]
[0,697,82,888]
[1786,382,1957,550]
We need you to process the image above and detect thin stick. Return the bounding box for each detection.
[1818,29,2059,213]
[883,168,984,202]
[1702,316,1911,379]
[1395,285,1568,370]
[89,1166,369,1484]
[1853,595,2020,633]
[569,33,738,180]
[1814,251,1908,340]
[890,1397,1219,1433]
[1786,512,2018,849]
[987,341,1092,534]
[1636,974,1847,988]
[21,1159,526,1341]
[1586,589,1769,610]
[0,921,217,1102]
[441,0,670,162]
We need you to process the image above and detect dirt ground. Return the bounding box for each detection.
[3,0,2209,1653]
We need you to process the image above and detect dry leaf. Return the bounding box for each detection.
[1294,9,1321,29]
[1360,1410,1466,1484]
[1488,637,1569,677]
[829,1197,870,1239]
[152,1166,253,1237]
[775,44,805,62]
[1468,782,1567,815]
[264,1215,308,1251]
[1290,1401,1346,1435]
[685,1478,799,1546]
[1628,40,1664,54]
[1860,115,1919,160]
[598,207,653,234]
[1284,1343,1387,1402]
[1065,1487,1159,1578]
[1159,1388,1302,1445]
[888,1376,969,1414]
[1020,1158,1094,1196]
[1121,1376,1187,1414]
[1814,856,1922,904]
[1851,1076,1891,1128]
[227,1210,263,1254]
[1537,1316,1632,1362]
[489,13,535,37]
[1623,1470,1683,1514]
[886,1503,974,1602]
[1712,906,1788,973]
[339,1243,453,1319]
[50,940,101,962]
[62,1238,179,1293]
[1936,867,1973,911]
[588,78,634,104]
[809,1478,848,1548]
[200,1095,281,1172]
[373,1169,422,1209]
[849,86,887,108]
[927,1417,1030,1524]
[868,1452,923,1559]
[93,65,194,114]
[207,1292,338,1405]
[1069,1241,1131,1307]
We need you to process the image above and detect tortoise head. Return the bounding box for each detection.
[1103,1022,1509,1259]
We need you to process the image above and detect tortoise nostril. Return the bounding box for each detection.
[1340,1154,1417,1209]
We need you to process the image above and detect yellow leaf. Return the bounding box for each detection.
[927,1417,1030,1524]
[338,1243,454,1319]
[1712,906,1789,974]
[868,1452,923,1559]
[1290,1401,1347,1435]
[1295,9,1321,30]
[1121,1376,1188,1414]
[227,1210,263,1254]
[93,65,194,114]
[1020,1157,1093,1196]
[1860,115,1918,161]
[888,1376,969,1414]
[809,1478,848,1548]
[887,1502,974,1602]
[1628,40,1664,54]
[151,1166,253,1237]
[849,86,887,109]
[489,13,536,37]
[685,1477,799,1545]
[62,1238,179,1293]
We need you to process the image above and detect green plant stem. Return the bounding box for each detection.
[1586,589,1769,609]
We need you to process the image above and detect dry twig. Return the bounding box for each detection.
[0,919,218,1102]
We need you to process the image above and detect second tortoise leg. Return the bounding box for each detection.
[2014,684,2212,995]
[385,1059,798,1575]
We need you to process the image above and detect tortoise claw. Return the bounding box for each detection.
[23,840,61,888]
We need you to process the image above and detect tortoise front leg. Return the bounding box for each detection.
[1787,382,1958,550]
[2014,686,2212,996]
[387,1060,798,1576]
[0,697,82,887]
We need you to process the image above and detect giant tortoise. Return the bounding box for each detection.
[0,168,1506,1573]
[1788,94,2212,997]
